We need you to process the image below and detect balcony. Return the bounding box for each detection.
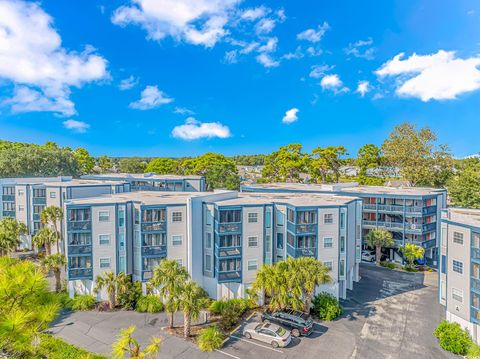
[363,204,377,211]
[287,245,317,258]
[421,239,436,249]
[33,213,40,221]
[217,222,241,233]
[141,222,166,232]
[142,245,167,257]
[423,206,437,215]
[218,270,242,282]
[67,245,92,255]
[217,246,242,258]
[33,197,46,205]
[67,221,91,231]
[2,211,15,217]
[363,220,404,230]
[377,204,404,213]
[472,248,480,261]
[472,278,480,293]
[68,267,93,280]
[2,195,15,202]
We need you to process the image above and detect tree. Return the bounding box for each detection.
[40,254,66,292]
[32,227,57,255]
[382,123,453,186]
[40,206,64,254]
[150,259,189,328]
[198,326,224,352]
[74,148,95,175]
[177,281,207,338]
[262,144,308,183]
[94,271,120,309]
[97,155,113,173]
[309,146,348,183]
[0,217,27,256]
[145,158,179,174]
[111,325,161,359]
[448,159,480,208]
[357,144,382,184]
[366,229,395,265]
[118,157,147,173]
[400,243,425,270]
[295,257,332,312]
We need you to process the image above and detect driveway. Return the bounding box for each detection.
[50,264,456,358]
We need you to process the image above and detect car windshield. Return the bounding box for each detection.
[276,326,286,336]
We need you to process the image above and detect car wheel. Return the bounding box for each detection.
[244,332,252,339]
[271,341,279,348]
[291,329,300,337]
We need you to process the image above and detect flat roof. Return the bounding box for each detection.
[243,182,445,197]
[82,173,203,180]
[446,208,480,228]
[45,179,127,187]
[0,176,72,185]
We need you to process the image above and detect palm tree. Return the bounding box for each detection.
[40,254,66,292]
[0,217,27,256]
[366,229,395,265]
[32,227,57,255]
[94,271,119,309]
[150,259,189,328]
[177,281,207,338]
[40,206,63,253]
[295,257,332,312]
[111,325,161,359]
[400,243,425,270]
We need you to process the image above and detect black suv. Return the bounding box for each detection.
[261,309,313,337]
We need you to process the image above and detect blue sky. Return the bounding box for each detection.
[0,0,479,157]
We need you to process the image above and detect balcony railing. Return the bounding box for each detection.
[287,245,317,258]
[377,204,404,212]
[67,221,91,231]
[2,195,15,202]
[217,246,242,258]
[363,220,405,230]
[141,222,166,232]
[67,245,92,255]
[68,267,93,279]
[423,206,437,215]
[363,204,376,210]
[421,239,436,249]
[142,245,167,257]
[295,223,317,234]
[218,270,242,282]
[33,213,40,221]
[33,197,46,205]
[472,248,480,261]
[2,211,15,217]
[217,222,241,233]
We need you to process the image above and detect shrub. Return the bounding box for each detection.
[380,262,396,269]
[71,294,96,311]
[96,301,112,312]
[209,299,227,315]
[198,325,224,352]
[136,295,164,313]
[433,320,472,355]
[219,304,241,330]
[209,298,253,330]
[117,278,142,310]
[36,333,106,359]
[54,292,73,310]
[468,343,480,358]
[313,292,343,321]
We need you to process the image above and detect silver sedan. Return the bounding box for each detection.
[243,322,291,348]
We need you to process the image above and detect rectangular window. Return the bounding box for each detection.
[265,234,271,252]
[323,237,333,248]
[247,259,258,271]
[324,261,333,271]
[18,189,24,196]
[206,209,212,225]
[287,208,295,223]
[248,236,258,247]
[340,236,345,253]
[33,188,45,197]
[205,232,212,248]
[205,254,212,271]
[99,211,110,222]
[2,186,14,196]
[219,234,241,247]
[473,263,480,279]
[172,235,183,246]
[452,288,463,303]
[276,210,284,226]
[452,260,463,274]
[339,259,345,276]
[453,232,464,245]
[276,233,284,249]
[118,210,125,227]
[50,192,56,199]
[99,258,111,268]
[172,212,182,222]
[441,255,446,274]
[219,209,241,223]
[119,256,126,273]
[119,233,125,250]
[265,210,271,228]
[18,205,24,211]
[340,212,345,229]
[99,234,110,245]
[474,233,480,249]
[248,212,258,223]
[324,213,334,224]
[440,280,446,301]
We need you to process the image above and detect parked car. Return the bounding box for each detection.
[361,251,376,262]
[414,257,426,265]
[243,322,291,348]
[261,309,313,337]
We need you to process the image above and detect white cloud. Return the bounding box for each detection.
[258,37,278,53]
[224,50,238,64]
[320,74,349,94]
[129,85,174,110]
[282,108,299,124]
[376,50,480,101]
[255,18,275,34]
[172,117,231,140]
[256,53,279,68]
[241,6,268,21]
[309,64,333,79]
[63,119,90,133]
[174,106,195,115]
[356,81,370,97]
[112,0,240,48]
[0,0,108,116]
[119,75,138,90]
[297,22,329,43]
[344,38,375,60]
[282,46,304,60]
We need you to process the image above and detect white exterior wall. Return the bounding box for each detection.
[14,184,30,248]
[242,206,264,289]
[166,205,188,267]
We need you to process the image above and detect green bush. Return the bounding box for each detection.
[433,320,472,355]
[71,294,96,311]
[53,292,73,310]
[36,333,106,359]
[313,292,343,321]
[468,343,480,358]
[380,262,396,269]
[136,295,164,313]
[209,298,253,330]
[198,325,224,352]
[117,277,142,310]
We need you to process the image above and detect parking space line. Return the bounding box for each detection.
[215,349,242,359]
[230,335,284,353]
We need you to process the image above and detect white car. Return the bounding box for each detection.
[243,322,291,348]
[361,251,375,262]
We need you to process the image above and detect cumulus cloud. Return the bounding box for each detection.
[297,22,329,43]
[255,18,276,34]
[172,117,231,140]
[0,0,108,116]
[376,50,480,101]
[119,75,138,90]
[63,119,90,133]
[282,108,299,124]
[129,85,173,110]
[256,53,279,68]
[356,81,370,97]
[309,64,333,79]
[320,74,349,94]
[344,38,375,60]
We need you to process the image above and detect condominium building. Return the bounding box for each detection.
[439,208,480,343]
[81,173,206,192]
[64,190,362,301]
[241,182,447,264]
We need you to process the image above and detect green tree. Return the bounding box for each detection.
[150,259,189,328]
[262,144,308,183]
[198,326,224,352]
[145,158,179,174]
[366,229,395,265]
[111,325,161,359]
[382,123,453,186]
[448,159,480,208]
[94,271,120,309]
[40,254,67,292]
[177,281,207,338]
[118,157,147,173]
[40,206,64,254]
[74,148,95,175]
[97,155,113,173]
[309,146,348,183]
[295,257,332,312]
[357,144,382,184]
[32,227,57,255]
[0,217,27,256]
[400,243,425,270]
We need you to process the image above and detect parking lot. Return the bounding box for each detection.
[50,264,456,359]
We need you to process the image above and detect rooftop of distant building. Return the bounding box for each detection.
[445,208,480,228]
[81,173,204,180]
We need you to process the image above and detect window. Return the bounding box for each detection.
[142,208,166,222]
[276,210,284,226]
[119,256,126,273]
[205,254,212,271]
[248,236,258,247]
[474,233,480,249]
[453,232,464,245]
[248,213,258,223]
[323,237,333,248]
[340,212,345,229]
[452,260,463,274]
[119,233,125,250]
[324,261,333,271]
[18,205,24,211]
[2,202,14,211]
[324,213,333,224]
[2,186,14,195]
[452,288,463,302]
[33,205,44,214]
[172,235,183,246]
[219,234,241,247]
[287,208,295,223]
[99,258,111,268]
[247,259,258,271]
[440,281,446,301]
[205,232,212,248]
[144,233,166,246]
[118,210,125,227]
[219,210,241,223]
[340,236,345,253]
[265,210,271,228]
[206,209,212,225]
[99,211,110,222]
[18,189,24,196]
[441,228,447,248]
[50,192,56,199]
[276,233,284,249]
[172,212,182,222]
[297,211,317,224]
[339,259,345,276]
[99,234,110,245]
[441,255,446,274]
[33,188,45,197]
